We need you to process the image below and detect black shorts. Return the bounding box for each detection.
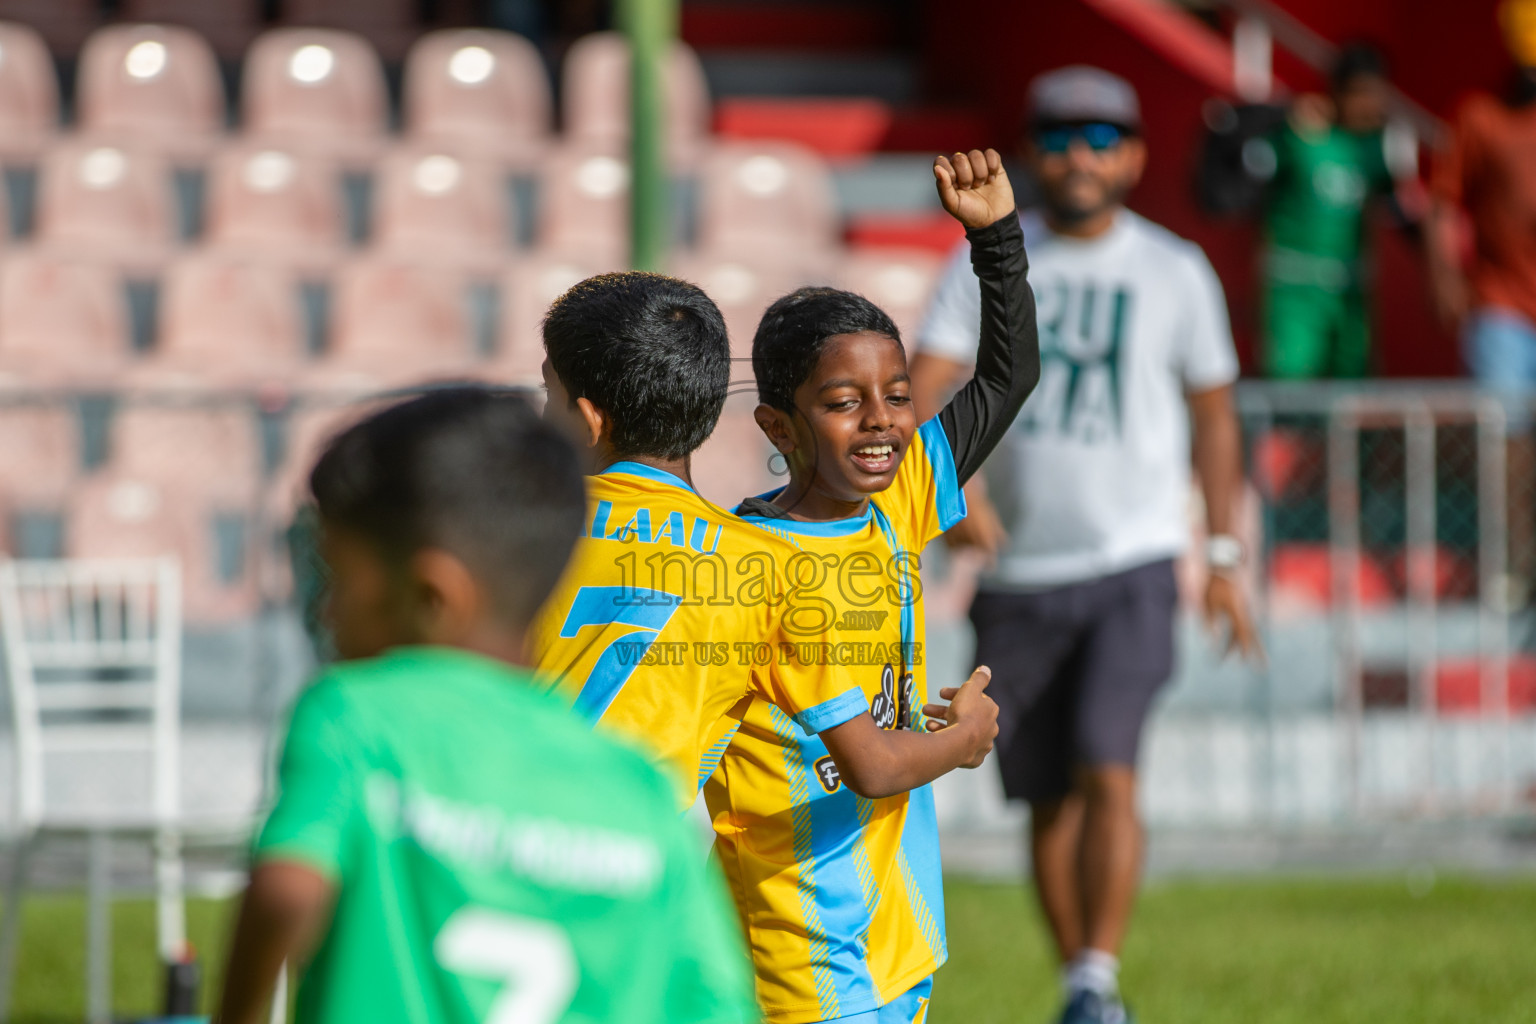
[969,559,1178,804]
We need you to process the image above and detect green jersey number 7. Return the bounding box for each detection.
[435,907,578,1024]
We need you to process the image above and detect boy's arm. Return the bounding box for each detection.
[931,149,1040,484]
[217,863,335,1024]
[817,667,997,800]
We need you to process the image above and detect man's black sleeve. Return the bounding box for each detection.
[936,212,1040,484]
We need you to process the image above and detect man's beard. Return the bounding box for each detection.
[1042,173,1131,225]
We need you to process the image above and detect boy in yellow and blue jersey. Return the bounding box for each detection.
[528,272,1000,810]
[719,148,1037,1024]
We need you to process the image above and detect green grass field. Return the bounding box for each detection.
[5,874,1535,1022]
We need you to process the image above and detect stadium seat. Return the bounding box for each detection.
[76,24,225,159]
[0,0,97,54]
[281,0,418,59]
[203,142,345,267]
[313,257,481,388]
[69,402,264,621]
[1267,543,1395,614]
[371,146,512,271]
[0,22,58,160]
[34,141,175,268]
[562,31,709,161]
[403,29,551,167]
[134,254,308,388]
[837,248,943,343]
[691,401,781,510]
[536,144,630,264]
[696,141,840,256]
[241,29,388,165]
[669,252,809,360]
[493,253,619,384]
[0,253,132,386]
[120,0,264,58]
[266,398,376,519]
[0,403,79,507]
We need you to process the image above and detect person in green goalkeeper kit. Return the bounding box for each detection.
[1257,43,1420,379]
[216,387,757,1024]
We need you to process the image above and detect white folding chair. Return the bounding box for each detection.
[0,558,184,1024]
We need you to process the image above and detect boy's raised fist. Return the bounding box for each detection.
[934,148,1015,231]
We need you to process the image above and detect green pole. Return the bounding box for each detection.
[623,0,677,272]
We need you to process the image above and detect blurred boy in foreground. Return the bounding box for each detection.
[217,387,757,1024]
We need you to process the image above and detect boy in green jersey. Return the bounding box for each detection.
[217,387,758,1024]
[1259,44,1417,379]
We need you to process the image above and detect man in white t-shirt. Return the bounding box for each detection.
[911,67,1261,1024]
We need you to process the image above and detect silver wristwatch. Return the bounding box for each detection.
[1206,534,1245,574]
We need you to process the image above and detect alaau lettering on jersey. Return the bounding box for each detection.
[1020,279,1130,443]
[868,663,918,732]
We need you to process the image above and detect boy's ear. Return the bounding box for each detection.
[408,548,483,646]
[574,397,608,449]
[754,404,796,453]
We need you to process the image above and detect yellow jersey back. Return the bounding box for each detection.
[529,461,871,804]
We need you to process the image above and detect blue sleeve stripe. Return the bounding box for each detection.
[917,418,967,532]
[793,687,870,735]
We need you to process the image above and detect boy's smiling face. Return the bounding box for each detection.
[767,331,917,513]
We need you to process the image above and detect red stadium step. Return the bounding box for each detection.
[1435,657,1536,714]
[715,99,991,159]
[715,98,893,157]
[1268,543,1395,610]
[845,213,964,255]
[682,2,895,51]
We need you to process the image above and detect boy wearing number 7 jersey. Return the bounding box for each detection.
[216,389,758,1024]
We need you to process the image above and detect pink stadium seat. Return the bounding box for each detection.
[562,31,709,161]
[134,254,307,388]
[0,0,97,54]
[403,29,551,167]
[203,142,344,267]
[837,248,944,343]
[75,24,225,159]
[34,140,174,268]
[282,0,418,59]
[68,474,261,622]
[691,402,779,510]
[313,257,479,388]
[241,29,388,165]
[492,253,620,385]
[69,403,264,621]
[697,141,840,256]
[372,146,511,271]
[537,144,630,265]
[669,252,809,360]
[0,252,131,386]
[0,404,79,506]
[0,22,58,160]
[120,0,264,57]
[266,399,376,518]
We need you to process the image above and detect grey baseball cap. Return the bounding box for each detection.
[1026,66,1141,130]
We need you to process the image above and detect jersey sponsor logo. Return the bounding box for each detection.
[837,609,890,631]
[1020,279,1129,444]
[813,755,842,793]
[870,663,918,731]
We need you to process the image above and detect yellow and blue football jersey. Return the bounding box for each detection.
[709,418,966,1024]
[528,461,871,806]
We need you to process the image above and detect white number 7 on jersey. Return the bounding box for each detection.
[435,908,578,1024]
